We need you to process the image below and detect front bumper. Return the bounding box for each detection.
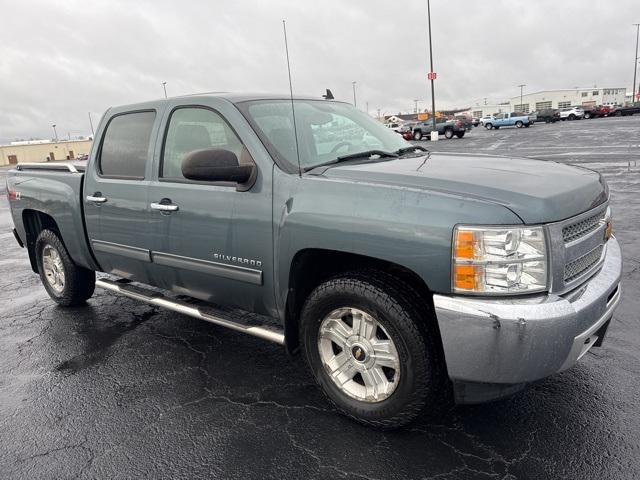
[433,237,622,401]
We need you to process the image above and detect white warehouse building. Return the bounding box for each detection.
[509,87,626,113]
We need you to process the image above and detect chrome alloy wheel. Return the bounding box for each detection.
[42,244,65,294]
[318,307,401,402]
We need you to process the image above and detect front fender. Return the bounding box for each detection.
[272,170,523,315]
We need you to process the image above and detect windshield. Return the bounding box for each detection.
[240,99,411,171]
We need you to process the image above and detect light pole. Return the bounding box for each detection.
[52,124,58,142]
[427,0,436,133]
[88,112,95,136]
[352,81,357,108]
[162,82,168,99]
[517,84,526,111]
[633,24,640,103]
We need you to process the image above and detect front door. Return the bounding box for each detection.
[147,103,274,315]
[83,109,159,282]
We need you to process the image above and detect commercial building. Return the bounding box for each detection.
[465,104,512,119]
[508,88,626,113]
[0,139,92,167]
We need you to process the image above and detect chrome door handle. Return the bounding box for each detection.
[86,195,107,203]
[150,202,179,212]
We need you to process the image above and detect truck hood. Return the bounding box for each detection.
[317,152,607,224]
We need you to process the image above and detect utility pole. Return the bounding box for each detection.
[52,124,58,142]
[633,24,640,103]
[352,81,357,107]
[517,84,526,111]
[427,0,436,133]
[162,82,168,99]
[88,112,95,136]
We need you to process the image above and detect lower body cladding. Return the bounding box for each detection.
[433,238,623,404]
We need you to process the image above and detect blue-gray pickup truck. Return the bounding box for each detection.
[6,94,622,428]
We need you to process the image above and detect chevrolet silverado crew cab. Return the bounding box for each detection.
[6,94,622,428]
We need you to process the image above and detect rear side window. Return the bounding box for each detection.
[99,111,156,178]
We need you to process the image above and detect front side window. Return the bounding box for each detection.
[162,107,245,180]
[241,100,409,172]
[100,111,156,178]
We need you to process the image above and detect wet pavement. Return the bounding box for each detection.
[1,116,639,479]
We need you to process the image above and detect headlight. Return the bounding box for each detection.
[452,225,547,294]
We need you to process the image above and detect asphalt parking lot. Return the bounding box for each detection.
[1,116,639,479]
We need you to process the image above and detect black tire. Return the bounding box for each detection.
[455,131,465,138]
[35,229,95,307]
[524,123,530,128]
[584,112,591,119]
[515,121,523,128]
[485,123,493,130]
[545,118,551,123]
[413,130,422,140]
[444,129,454,139]
[494,126,500,129]
[300,271,445,428]
[568,114,576,120]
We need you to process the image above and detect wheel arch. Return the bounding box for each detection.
[22,210,62,273]
[284,248,442,356]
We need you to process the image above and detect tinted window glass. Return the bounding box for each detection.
[162,108,245,180]
[100,111,156,178]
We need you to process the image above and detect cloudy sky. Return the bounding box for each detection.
[1,0,638,143]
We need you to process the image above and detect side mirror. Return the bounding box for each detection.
[181,148,255,187]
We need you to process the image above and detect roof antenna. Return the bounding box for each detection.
[323,89,334,100]
[282,20,302,177]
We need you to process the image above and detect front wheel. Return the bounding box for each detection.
[455,131,465,138]
[584,112,591,119]
[413,130,423,140]
[444,129,454,139]
[485,123,493,130]
[35,229,95,306]
[300,273,445,428]
[568,114,576,120]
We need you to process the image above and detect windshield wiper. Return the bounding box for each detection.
[303,149,398,172]
[336,149,398,161]
[396,145,428,155]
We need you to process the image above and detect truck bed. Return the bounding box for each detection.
[7,163,98,272]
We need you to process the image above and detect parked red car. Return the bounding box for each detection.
[583,105,611,119]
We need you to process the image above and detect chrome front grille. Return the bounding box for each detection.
[562,211,605,243]
[564,245,604,283]
[547,203,608,293]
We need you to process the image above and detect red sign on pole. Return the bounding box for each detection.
[427,72,437,81]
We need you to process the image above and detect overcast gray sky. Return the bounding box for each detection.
[1,0,638,143]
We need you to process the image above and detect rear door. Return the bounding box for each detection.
[146,98,276,316]
[84,108,162,282]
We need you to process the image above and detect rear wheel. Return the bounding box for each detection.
[413,130,423,140]
[300,272,445,428]
[444,129,454,139]
[568,114,576,120]
[35,229,95,306]
[515,121,523,128]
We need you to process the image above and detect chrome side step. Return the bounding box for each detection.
[95,278,285,345]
